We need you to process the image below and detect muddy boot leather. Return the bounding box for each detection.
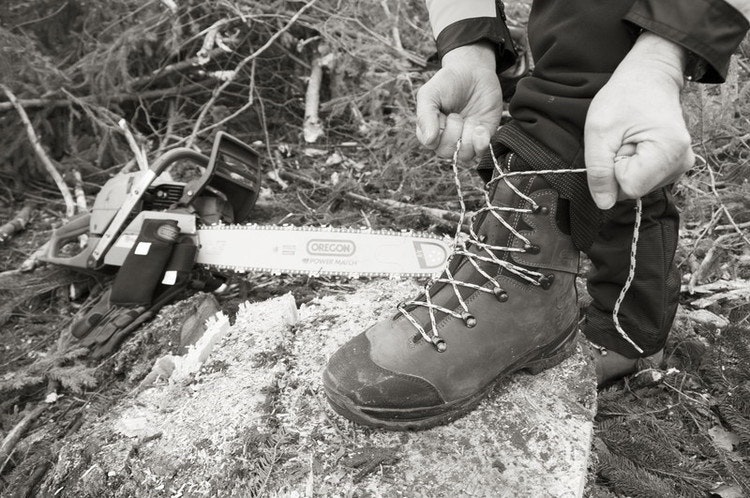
[323,153,581,430]
[595,347,664,388]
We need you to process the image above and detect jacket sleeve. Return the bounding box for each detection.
[425,0,517,72]
[624,0,750,83]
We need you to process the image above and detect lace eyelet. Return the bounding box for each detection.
[493,287,508,302]
[532,205,549,215]
[523,243,540,255]
[434,338,447,353]
[461,312,477,328]
[539,274,555,289]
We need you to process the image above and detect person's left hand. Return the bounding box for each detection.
[584,32,695,209]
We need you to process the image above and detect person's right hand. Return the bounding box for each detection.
[416,43,503,162]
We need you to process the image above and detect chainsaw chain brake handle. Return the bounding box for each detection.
[177,131,262,223]
[42,133,261,271]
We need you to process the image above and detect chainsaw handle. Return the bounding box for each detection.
[148,148,208,176]
[87,148,210,268]
[40,211,98,270]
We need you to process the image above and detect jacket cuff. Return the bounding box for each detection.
[435,6,517,72]
[624,0,749,83]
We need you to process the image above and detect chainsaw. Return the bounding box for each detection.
[40,132,452,279]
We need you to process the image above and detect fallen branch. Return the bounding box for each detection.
[0,403,48,475]
[278,169,469,231]
[379,0,405,52]
[691,286,750,309]
[136,48,226,88]
[118,119,149,171]
[714,219,750,232]
[705,163,750,247]
[2,85,76,218]
[71,169,89,248]
[0,205,32,245]
[187,0,320,147]
[0,81,209,113]
[71,169,87,213]
[687,233,736,293]
[303,51,327,144]
[19,240,51,273]
[682,279,750,294]
[173,60,257,147]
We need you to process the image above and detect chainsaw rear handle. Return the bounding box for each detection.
[41,211,98,270]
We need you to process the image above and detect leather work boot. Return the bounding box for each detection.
[323,152,581,430]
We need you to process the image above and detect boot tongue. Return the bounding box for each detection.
[473,153,538,258]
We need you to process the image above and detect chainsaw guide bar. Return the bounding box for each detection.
[39,133,456,279]
[194,224,453,278]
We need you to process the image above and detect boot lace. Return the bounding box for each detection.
[397,140,644,355]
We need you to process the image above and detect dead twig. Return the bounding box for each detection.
[118,119,149,171]
[0,403,49,475]
[690,286,750,309]
[187,0,321,147]
[303,50,328,144]
[687,233,736,293]
[0,81,209,113]
[19,241,51,273]
[156,100,177,155]
[0,205,32,245]
[71,169,87,213]
[705,162,750,247]
[278,169,469,231]
[683,279,750,294]
[714,219,750,232]
[1,85,76,218]
[174,61,257,147]
[683,278,750,308]
[379,0,404,52]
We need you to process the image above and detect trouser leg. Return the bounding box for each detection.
[492,0,681,356]
[509,0,638,165]
[583,189,681,358]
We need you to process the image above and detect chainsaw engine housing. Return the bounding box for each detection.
[41,132,262,271]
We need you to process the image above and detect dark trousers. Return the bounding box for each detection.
[496,0,681,357]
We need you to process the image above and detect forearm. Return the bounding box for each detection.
[624,0,749,82]
[622,32,687,87]
[424,0,516,71]
[441,42,496,70]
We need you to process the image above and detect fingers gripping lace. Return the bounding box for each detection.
[398,140,645,355]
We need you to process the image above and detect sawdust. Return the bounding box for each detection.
[42,279,596,497]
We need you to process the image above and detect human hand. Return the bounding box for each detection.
[584,32,694,209]
[416,43,503,162]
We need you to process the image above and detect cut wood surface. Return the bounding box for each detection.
[41,280,596,497]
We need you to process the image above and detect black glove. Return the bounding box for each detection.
[70,219,197,357]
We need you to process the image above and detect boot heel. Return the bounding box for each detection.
[523,329,578,375]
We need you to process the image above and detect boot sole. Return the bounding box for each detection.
[324,326,579,431]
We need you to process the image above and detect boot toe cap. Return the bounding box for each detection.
[323,331,445,413]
